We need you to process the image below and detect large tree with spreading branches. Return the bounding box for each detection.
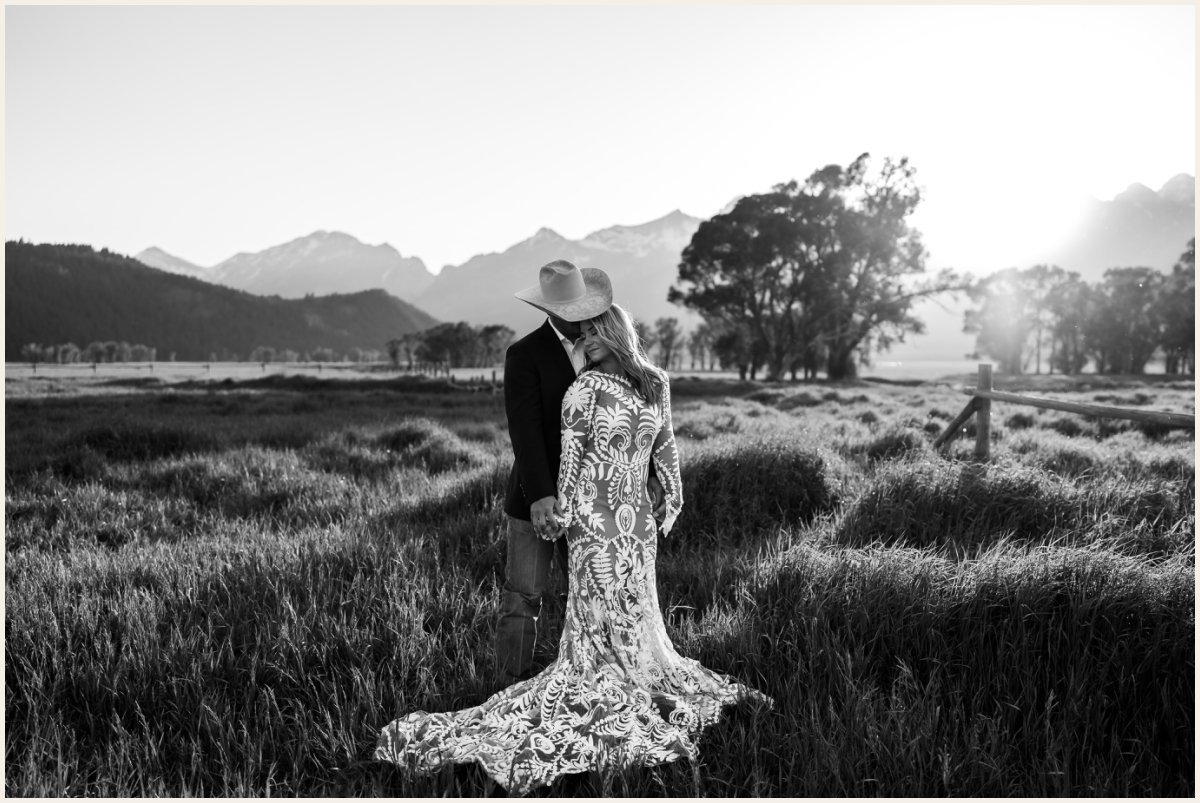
[670,153,963,380]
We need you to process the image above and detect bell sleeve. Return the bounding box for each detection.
[650,373,684,535]
[552,376,599,538]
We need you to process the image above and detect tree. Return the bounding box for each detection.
[1161,239,1195,375]
[387,332,424,370]
[417,322,477,368]
[20,343,43,367]
[129,344,156,362]
[634,320,657,359]
[386,338,403,368]
[671,153,962,380]
[1045,274,1093,374]
[686,320,715,370]
[1086,267,1163,374]
[250,346,276,364]
[479,324,516,366]
[964,265,1072,374]
[709,321,756,380]
[653,317,683,369]
[58,342,81,364]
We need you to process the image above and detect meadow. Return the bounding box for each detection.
[4,367,1194,796]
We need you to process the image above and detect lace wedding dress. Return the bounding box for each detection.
[375,370,771,793]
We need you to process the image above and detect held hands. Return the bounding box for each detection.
[530,496,566,539]
[647,475,667,522]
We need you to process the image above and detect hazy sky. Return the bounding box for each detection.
[6,3,1195,275]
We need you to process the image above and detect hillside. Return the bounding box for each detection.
[4,241,438,361]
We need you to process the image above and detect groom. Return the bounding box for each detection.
[497,259,654,688]
[496,259,611,687]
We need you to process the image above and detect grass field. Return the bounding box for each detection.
[4,368,1194,796]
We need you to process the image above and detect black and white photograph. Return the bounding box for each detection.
[4,2,1195,796]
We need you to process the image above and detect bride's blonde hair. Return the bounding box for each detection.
[586,303,665,408]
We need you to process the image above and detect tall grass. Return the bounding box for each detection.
[5,376,1194,795]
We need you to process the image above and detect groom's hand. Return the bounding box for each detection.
[647,475,666,520]
[530,496,559,537]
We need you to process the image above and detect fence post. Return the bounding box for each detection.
[975,363,993,460]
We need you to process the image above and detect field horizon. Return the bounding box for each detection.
[4,369,1194,796]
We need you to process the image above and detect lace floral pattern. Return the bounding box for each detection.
[375,370,771,794]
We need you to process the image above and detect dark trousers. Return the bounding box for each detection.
[494,516,569,688]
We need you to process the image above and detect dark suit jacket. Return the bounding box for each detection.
[503,320,578,520]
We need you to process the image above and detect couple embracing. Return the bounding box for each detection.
[376,260,770,793]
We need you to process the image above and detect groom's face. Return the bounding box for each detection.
[549,314,582,340]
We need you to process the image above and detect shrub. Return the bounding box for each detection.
[65,423,220,462]
[674,406,742,441]
[1005,412,1036,430]
[374,419,484,474]
[833,460,1081,551]
[452,423,500,443]
[5,484,203,552]
[252,425,320,450]
[50,445,110,483]
[673,436,839,542]
[747,542,1194,795]
[1044,417,1085,438]
[776,392,823,411]
[864,429,926,460]
[148,449,353,527]
[746,389,787,406]
[1029,442,1101,478]
[833,458,1190,559]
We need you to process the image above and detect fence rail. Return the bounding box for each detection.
[934,364,1195,460]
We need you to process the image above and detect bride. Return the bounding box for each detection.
[375,303,771,793]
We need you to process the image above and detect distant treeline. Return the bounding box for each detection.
[15,340,393,366]
[966,239,1195,375]
[4,241,437,362]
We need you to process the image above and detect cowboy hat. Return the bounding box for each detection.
[514,259,613,322]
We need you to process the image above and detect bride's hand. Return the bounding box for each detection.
[647,475,666,520]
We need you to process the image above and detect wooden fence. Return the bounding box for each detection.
[934,364,1196,460]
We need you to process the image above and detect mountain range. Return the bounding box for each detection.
[14,174,1194,366]
[1040,174,1195,276]
[136,230,433,301]
[137,211,703,334]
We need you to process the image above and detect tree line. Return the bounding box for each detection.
[385,322,515,370]
[964,239,1194,375]
[664,154,1194,379]
[16,339,396,367]
[19,341,158,366]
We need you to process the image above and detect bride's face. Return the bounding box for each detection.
[582,321,614,366]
